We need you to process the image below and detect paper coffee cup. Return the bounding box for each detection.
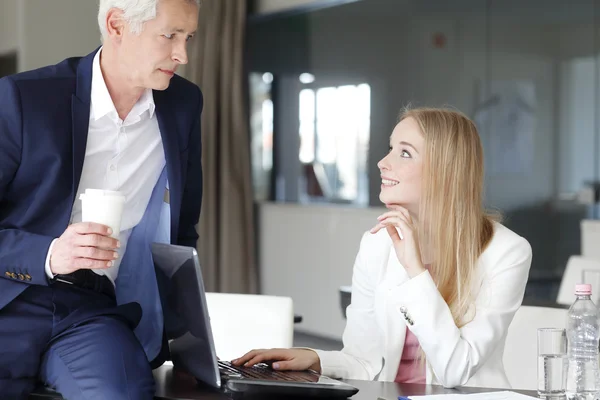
[79,189,126,239]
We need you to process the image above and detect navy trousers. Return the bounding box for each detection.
[0,283,155,400]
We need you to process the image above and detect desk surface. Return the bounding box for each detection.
[153,365,538,400]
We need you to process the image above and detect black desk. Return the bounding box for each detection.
[153,365,229,400]
[152,365,539,400]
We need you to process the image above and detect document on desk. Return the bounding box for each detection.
[401,391,539,400]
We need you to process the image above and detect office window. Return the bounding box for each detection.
[249,72,274,201]
[298,83,370,205]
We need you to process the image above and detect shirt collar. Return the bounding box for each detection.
[90,47,156,122]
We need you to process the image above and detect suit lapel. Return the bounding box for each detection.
[71,48,97,205]
[153,90,182,242]
[71,97,89,201]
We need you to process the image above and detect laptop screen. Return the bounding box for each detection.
[151,243,222,388]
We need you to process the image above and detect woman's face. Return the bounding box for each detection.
[377,117,424,214]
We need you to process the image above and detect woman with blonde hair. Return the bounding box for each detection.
[232,107,532,388]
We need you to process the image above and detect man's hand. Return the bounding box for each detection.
[49,222,120,275]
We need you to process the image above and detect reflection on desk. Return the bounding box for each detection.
[152,365,538,400]
[154,365,228,400]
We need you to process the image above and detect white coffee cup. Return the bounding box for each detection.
[79,189,126,239]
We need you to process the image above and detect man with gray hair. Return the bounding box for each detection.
[0,0,202,398]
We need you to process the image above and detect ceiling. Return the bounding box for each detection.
[306,0,600,27]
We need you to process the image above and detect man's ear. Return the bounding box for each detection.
[105,8,126,42]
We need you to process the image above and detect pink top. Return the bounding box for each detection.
[395,264,430,383]
[395,327,426,383]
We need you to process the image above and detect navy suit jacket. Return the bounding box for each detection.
[0,48,203,313]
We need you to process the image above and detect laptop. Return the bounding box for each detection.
[151,243,359,398]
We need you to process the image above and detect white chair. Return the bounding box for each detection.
[556,255,600,305]
[503,305,568,390]
[204,292,294,361]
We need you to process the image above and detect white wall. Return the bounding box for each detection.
[259,203,384,339]
[0,0,19,55]
[19,0,100,71]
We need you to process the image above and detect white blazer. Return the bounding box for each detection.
[314,222,532,389]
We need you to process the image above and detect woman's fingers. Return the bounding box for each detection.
[393,205,412,222]
[244,353,271,367]
[232,349,293,368]
[371,217,406,236]
[377,210,410,224]
[231,349,266,365]
[385,225,402,244]
[384,218,413,237]
[373,211,411,235]
[232,349,319,372]
[370,223,384,234]
[272,360,301,370]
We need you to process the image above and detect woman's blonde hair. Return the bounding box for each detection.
[400,107,497,328]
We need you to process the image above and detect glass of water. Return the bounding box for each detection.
[538,328,567,397]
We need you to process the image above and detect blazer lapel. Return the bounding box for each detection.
[153,90,182,242]
[71,48,97,205]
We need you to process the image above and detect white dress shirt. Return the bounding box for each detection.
[45,48,166,284]
[313,222,532,389]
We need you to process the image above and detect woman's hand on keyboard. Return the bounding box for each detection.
[231,348,321,373]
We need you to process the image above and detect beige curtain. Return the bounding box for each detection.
[186,0,257,294]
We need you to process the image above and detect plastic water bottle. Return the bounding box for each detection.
[566,284,600,400]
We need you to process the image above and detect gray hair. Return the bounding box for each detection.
[98,0,201,40]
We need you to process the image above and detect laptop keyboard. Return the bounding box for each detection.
[218,360,319,383]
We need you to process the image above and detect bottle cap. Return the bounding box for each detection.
[576,284,592,296]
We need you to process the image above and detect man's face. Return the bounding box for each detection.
[116,0,199,90]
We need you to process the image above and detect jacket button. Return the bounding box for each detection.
[25,274,32,281]
[10,272,17,279]
[4,271,10,278]
[17,274,25,281]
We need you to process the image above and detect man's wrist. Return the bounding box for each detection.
[44,239,58,279]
